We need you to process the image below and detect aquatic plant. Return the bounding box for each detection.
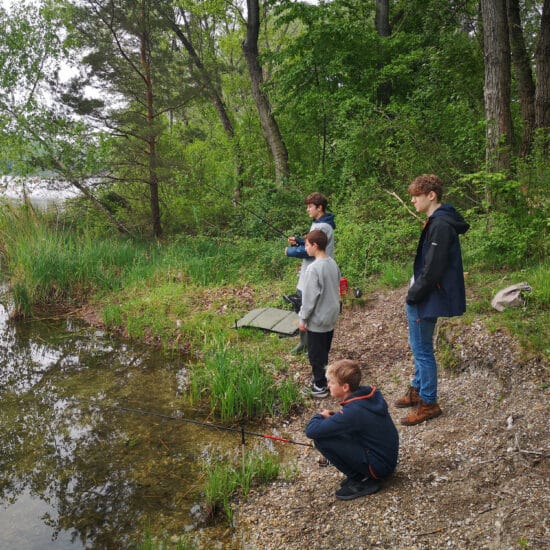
[188,340,302,422]
[202,447,280,524]
[139,530,196,550]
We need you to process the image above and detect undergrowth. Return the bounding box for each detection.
[188,338,302,421]
[201,446,280,524]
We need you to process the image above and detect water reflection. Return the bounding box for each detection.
[0,296,249,548]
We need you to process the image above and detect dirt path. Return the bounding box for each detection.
[236,288,549,549]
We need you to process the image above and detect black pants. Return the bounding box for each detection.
[314,437,372,480]
[307,329,334,387]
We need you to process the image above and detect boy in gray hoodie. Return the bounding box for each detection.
[284,192,336,354]
[298,229,341,398]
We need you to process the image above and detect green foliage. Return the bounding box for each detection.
[139,531,195,550]
[335,214,418,284]
[0,206,145,312]
[201,447,280,524]
[463,210,547,270]
[189,340,301,422]
[224,179,305,239]
[527,262,550,309]
[378,262,411,289]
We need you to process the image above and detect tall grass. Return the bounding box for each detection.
[0,206,293,318]
[161,235,290,286]
[0,206,147,311]
[189,340,301,421]
[202,447,280,524]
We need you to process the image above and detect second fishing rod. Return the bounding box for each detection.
[197,178,319,241]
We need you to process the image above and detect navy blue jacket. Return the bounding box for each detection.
[286,213,336,259]
[406,204,469,319]
[305,386,399,479]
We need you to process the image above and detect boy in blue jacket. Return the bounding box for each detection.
[395,174,469,426]
[305,359,399,500]
[284,192,336,354]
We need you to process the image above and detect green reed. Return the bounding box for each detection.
[188,341,302,422]
[202,447,280,524]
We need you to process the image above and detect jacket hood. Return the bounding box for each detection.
[431,204,469,235]
[340,386,388,416]
[316,212,336,229]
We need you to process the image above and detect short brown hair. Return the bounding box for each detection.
[304,192,328,211]
[408,174,444,201]
[305,229,328,251]
[326,359,361,391]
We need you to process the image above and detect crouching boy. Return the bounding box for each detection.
[305,359,399,500]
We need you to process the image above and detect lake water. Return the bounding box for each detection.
[0,175,81,209]
[0,287,262,548]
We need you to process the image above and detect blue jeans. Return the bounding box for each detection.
[406,303,438,404]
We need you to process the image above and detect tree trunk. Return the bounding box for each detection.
[166,11,246,193]
[140,24,162,238]
[375,0,392,106]
[242,0,289,183]
[535,0,550,135]
[507,0,536,156]
[375,0,390,36]
[481,0,513,173]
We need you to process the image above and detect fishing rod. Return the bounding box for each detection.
[198,178,291,239]
[69,397,313,448]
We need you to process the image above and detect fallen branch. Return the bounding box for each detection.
[415,527,445,537]
[514,434,548,457]
[477,505,496,515]
[473,457,501,466]
[384,190,421,221]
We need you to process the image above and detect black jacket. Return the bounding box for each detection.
[406,204,469,318]
[305,386,399,478]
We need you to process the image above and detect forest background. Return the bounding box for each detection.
[0,0,548,382]
[0,0,549,540]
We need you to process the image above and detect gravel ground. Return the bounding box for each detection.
[234,288,549,550]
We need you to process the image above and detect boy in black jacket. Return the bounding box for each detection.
[305,359,399,500]
[395,174,469,426]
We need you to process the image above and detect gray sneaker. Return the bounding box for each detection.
[309,384,329,398]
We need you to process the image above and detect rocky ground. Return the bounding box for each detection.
[234,287,549,550]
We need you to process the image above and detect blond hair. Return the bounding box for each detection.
[326,359,361,391]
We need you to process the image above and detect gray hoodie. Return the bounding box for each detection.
[299,257,341,332]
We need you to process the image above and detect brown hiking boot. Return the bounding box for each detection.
[394,386,421,408]
[400,400,442,426]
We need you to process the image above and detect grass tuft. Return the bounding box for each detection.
[202,447,280,524]
[189,339,302,422]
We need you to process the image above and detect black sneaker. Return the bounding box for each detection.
[335,477,381,500]
[283,294,301,313]
[318,456,331,467]
[309,383,329,398]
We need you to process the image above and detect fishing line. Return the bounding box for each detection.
[198,178,290,239]
[69,397,313,448]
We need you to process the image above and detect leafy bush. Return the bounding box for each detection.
[335,216,417,284]
[226,178,307,239]
[463,210,547,270]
